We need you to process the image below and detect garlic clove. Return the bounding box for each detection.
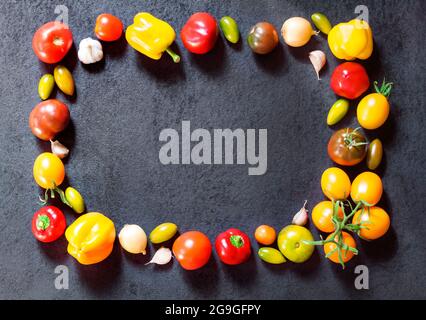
[50,140,69,159]
[145,247,173,266]
[309,50,326,80]
[292,200,309,226]
[78,37,103,64]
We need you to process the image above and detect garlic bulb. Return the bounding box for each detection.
[50,140,69,159]
[309,50,326,80]
[292,200,309,226]
[78,37,103,64]
[145,247,172,265]
[118,224,147,254]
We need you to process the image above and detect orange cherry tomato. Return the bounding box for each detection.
[351,172,383,206]
[95,13,123,42]
[33,152,65,189]
[312,201,344,233]
[172,231,212,270]
[254,225,276,245]
[321,167,351,201]
[353,206,390,240]
[324,231,356,264]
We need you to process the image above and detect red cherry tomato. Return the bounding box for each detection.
[29,99,70,141]
[215,228,251,265]
[32,21,73,64]
[180,12,219,54]
[172,231,212,270]
[94,13,123,42]
[330,62,370,100]
[32,206,66,243]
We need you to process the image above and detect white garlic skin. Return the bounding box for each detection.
[292,200,309,226]
[78,37,103,64]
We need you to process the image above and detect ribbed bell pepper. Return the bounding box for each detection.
[328,19,373,60]
[126,12,180,63]
[65,212,116,265]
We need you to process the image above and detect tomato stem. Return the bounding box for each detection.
[374,78,393,98]
[36,215,50,231]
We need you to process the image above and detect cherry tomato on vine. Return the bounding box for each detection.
[353,206,390,240]
[351,172,383,206]
[33,153,65,190]
[32,21,73,64]
[330,62,370,100]
[29,99,70,141]
[172,231,212,270]
[215,228,251,265]
[312,201,344,233]
[328,128,368,166]
[94,13,123,42]
[32,206,66,243]
[324,231,356,264]
[321,167,351,201]
[254,225,276,245]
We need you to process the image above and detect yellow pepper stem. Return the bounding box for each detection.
[165,47,180,63]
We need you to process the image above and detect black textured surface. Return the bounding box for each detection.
[0,0,425,299]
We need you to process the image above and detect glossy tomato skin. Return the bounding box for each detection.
[357,93,390,129]
[32,21,73,64]
[172,231,212,270]
[95,14,123,41]
[321,167,351,201]
[32,206,66,243]
[215,228,251,265]
[33,152,65,189]
[330,62,370,100]
[181,12,219,54]
[324,232,356,264]
[254,225,276,245]
[351,172,383,206]
[328,128,367,166]
[29,99,70,141]
[353,206,390,240]
[312,201,344,233]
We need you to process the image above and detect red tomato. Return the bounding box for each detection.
[29,99,70,141]
[330,62,370,100]
[94,13,123,42]
[32,206,66,243]
[215,228,251,265]
[32,21,73,64]
[172,231,212,270]
[180,12,219,54]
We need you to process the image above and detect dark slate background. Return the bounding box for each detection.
[0,0,425,300]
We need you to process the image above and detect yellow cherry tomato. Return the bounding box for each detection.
[65,187,85,214]
[149,222,178,244]
[353,206,390,240]
[351,172,383,206]
[321,167,351,201]
[54,65,74,96]
[327,99,349,126]
[323,232,356,264]
[312,201,344,233]
[38,74,55,100]
[357,80,392,129]
[33,152,65,189]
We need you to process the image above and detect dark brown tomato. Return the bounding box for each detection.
[29,99,70,141]
[247,22,279,54]
[328,128,367,166]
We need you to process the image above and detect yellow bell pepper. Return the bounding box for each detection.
[126,12,180,63]
[65,212,116,265]
[328,19,373,60]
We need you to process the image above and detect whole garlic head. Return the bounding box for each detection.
[78,37,103,64]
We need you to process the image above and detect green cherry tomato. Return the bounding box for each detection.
[149,222,178,244]
[54,65,74,96]
[65,187,85,214]
[258,247,286,264]
[327,99,349,126]
[38,74,55,100]
[311,12,332,35]
[367,138,383,170]
[277,225,314,263]
[219,16,240,44]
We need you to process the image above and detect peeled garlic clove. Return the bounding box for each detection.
[50,140,69,159]
[78,37,103,64]
[145,247,172,266]
[309,50,326,80]
[292,200,309,226]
